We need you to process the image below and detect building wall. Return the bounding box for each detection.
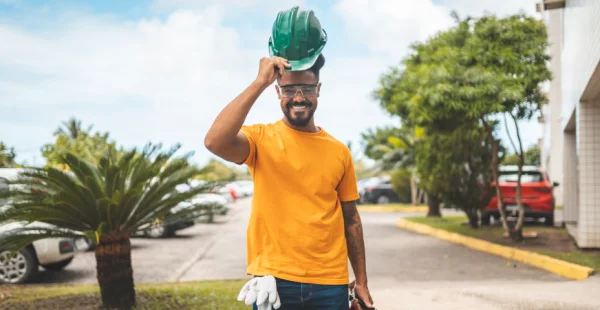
[560,0,600,130]
[562,129,578,223]
[545,8,564,206]
[542,0,600,248]
[576,99,600,247]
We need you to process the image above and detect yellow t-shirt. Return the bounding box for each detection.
[239,120,359,285]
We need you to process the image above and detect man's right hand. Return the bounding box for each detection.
[256,56,291,87]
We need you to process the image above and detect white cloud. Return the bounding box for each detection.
[150,0,306,19]
[334,0,454,60]
[1,1,543,167]
[0,5,393,167]
[151,0,305,10]
[334,0,540,61]
[1,8,265,166]
[440,0,538,18]
[0,0,20,5]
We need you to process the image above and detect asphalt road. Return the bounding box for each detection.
[24,198,600,309]
[26,204,242,285]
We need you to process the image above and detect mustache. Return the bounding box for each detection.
[286,101,313,108]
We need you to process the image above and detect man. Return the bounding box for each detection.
[204,6,374,310]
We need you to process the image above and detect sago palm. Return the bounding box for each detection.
[0,144,216,309]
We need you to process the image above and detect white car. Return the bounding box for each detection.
[0,222,77,284]
[233,180,254,197]
[0,168,77,284]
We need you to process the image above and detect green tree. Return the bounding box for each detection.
[41,118,122,170]
[374,13,551,239]
[524,144,541,166]
[54,117,94,139]
[0,142,17,168]
[0,144,214,309]
[415,124,494,226]
[390,168,413,203]
[502,144,541,166]
[195,158,249,181]
[360,126,404,160]
[501,153,520,166]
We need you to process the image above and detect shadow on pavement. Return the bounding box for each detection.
[30,268,95,284]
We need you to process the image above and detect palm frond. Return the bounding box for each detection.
[2,143,216,240]
[61,152,104,201]
[0,225,84,253]
[138,201,223,230]
[125,168,205,229]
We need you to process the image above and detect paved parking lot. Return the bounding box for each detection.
[26,200,248,285]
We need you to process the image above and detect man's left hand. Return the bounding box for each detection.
[354,283,375,309]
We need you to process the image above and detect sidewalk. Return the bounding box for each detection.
[175,198,252,282]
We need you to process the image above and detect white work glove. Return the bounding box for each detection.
[237,276,281,310]
[237,277,259,305]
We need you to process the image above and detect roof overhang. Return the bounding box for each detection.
[536,0,566,12]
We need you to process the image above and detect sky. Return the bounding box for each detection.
[0,0,541,167]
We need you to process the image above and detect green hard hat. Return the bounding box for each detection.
[268,6,327,71]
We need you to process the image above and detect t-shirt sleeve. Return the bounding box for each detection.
[337,150,360,202]
[238,124,263,167]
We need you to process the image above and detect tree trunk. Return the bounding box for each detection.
[417,190,425,204]
[95,233,136,309]
[410,176,418,205]
[511,113,525,241]
[483,119,509,232]
[427,195,442,217]
[466,209,480,228]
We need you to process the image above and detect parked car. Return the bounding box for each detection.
[225,183,241,200]
[232,180,253,197]
[140,213,195,239]
[482,165,558,226]
[139,184,230,238]
[358,176,408,204]
[210,184,237,203]
[0,168,77,284]
[0,222,77,284]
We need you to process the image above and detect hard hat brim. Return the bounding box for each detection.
[268,39,326,72]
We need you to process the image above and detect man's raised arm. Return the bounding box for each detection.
[204,57,290,163]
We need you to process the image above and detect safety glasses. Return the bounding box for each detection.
[277,83,319,98]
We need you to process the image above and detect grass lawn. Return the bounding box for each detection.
[405,216,600,271]
[0,279,249,310]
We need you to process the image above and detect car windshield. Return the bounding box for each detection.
[498,171,544,183]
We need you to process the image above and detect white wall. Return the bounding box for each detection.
[544,8,564,206]
[561,0,600,130]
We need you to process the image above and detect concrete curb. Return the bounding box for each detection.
[396,219,595,281]
[357,206,428,213]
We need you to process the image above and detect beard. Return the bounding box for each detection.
[284,101,316,127]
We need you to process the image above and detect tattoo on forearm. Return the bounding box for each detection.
[342,203,359,226]
[341,201,367,283]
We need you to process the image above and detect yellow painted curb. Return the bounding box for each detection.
[357,206,428,213]
[396,219,595,280]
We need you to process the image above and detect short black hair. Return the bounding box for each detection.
[307,54,325,80]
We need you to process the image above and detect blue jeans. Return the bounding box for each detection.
[253,277,349,310]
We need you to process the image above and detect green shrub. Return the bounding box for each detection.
[391,169,412,202]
